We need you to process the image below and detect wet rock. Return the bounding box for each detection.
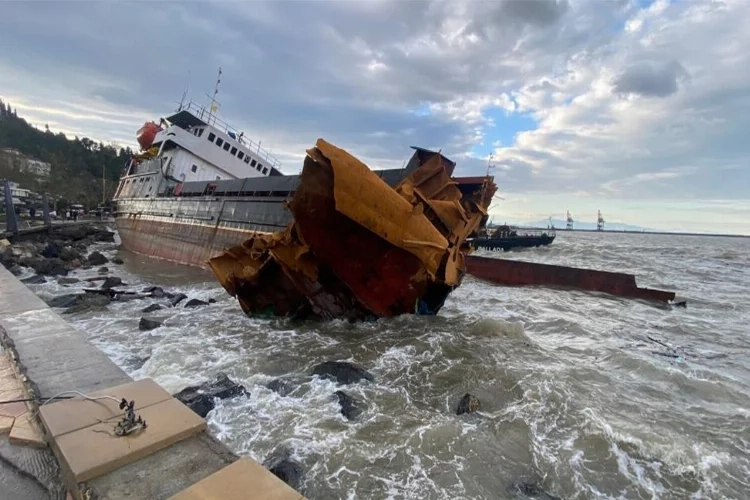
[170,293,187,307]
[8,264,23,276]
[512,482,561,500]
[100,277,123,289]
[87,251,109,266]
[262,447,303,491]
[184,298,209,308]
[111,257,124,265]
[334,390,363,420]
[93,230,115,243]
[54,225,89,241]
[266,379,294,396]
[173,373,248,418]
[139,317,162,331]
[59,246,82,262]
[98,266,109,274]
[208,298,217,303]
[57,277,80,285]
[46,294,82,309]
[311,361,374,385]
[115,292,149,302]
[64,293,111,314]
[456,393,481,415]
[21,274,47,285]
[141,303,164,313]
[142,286,166,298]
[40,242,60,259]
[22,257,68,276]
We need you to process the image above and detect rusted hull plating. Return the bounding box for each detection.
[465,255,676,303]
[209,139,496,320]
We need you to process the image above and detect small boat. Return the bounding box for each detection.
[469,225,555,251]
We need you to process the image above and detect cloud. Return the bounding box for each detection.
[612,60,688,97]
[0,0,748,233]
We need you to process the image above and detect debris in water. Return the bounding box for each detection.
[209,139,495,320]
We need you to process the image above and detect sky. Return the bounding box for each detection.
[1,0,748,234]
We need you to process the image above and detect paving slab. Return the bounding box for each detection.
[54,397,206,483]
[0,271,48,316]
[169,457,304,500]
[40,378,172,438]
[8,412,45,447]
[0,415,13,434]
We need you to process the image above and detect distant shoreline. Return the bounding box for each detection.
[527,227,750,239]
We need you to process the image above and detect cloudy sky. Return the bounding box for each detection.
[1,0,748,234]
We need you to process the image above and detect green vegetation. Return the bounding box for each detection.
[0,98,134,209]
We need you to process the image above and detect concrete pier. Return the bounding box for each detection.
[0,264,302,499]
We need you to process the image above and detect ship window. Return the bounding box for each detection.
[257,163,263,171]
[250,159,257,167]
[244,156,250,164]
[237,151,244,160]
[216,176,221,181]
[223,142,231,152]
[262,167,268,175]
[197,128,204,138]
[215,137,224,147]
[208,132,216,142]
[191,165,198,173]
[230,146,238,156]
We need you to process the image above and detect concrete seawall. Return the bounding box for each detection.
[0,264,301,499]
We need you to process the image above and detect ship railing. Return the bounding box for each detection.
[512,227,556,237]
[181,101,281,168]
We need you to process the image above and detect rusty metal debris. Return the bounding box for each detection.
[465,255,677,303]
[208,139,496,320]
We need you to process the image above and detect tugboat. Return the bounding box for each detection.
[469,224,555,251]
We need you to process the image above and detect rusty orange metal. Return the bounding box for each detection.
[465,255,676,303]
[208,139,496,320]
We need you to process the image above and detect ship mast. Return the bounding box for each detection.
[597,209,605,231]
[206,67,222,126]
[566,210,574,230]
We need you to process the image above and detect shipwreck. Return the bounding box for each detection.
[208,139,496,320]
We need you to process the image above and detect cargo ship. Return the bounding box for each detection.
[112,95,493,270]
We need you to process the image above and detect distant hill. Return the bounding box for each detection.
[0,98,133,209]
[517,218,651,232]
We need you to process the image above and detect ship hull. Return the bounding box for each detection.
[114,196,292,268]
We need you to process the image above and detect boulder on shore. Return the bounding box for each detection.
[184,298,209,308]
[266,379,294,396]
[335,390,363,420]
[262,447,303,491]
[170,293,187,307]
[456,393,481,415]
[138,317,162,331]
[111,257,124,265]
[57,277,80,285]
[21,275,47,285]
[100,276,123,289]
[311,361,374,385]
[173,373,247,418]
[87,251,109,266]
[141,303,164,313]
[64,293,111,314]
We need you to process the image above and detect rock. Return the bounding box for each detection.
[0,239,10,252]
[170,293,187,307]
[184,298,209,308]
[93,230,116,242]
[59,246,82,262]
[98,267,109,274]
[115,292,149,302]
[311,361,374,385]
[456,393,480,415]
[8,264,23,276]
[40,242,60,259]
[208,298,217,304]
[57,277,80,285]
[21,275,47,285]
[335,390,363,420]
[512,482,561,500]
[263,447,303,491]
[100,277,123,289]
[87,251,109,266]
[141,303,164,313]
[53,225,89,241]
[111,257,124,265]
[139,317,162,331]
[63,293,111,314]
[46,294,82,308]
[266,379,293,396]
[22,257,68,276]
[173,373,247,418]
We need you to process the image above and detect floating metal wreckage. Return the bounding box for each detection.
[465,255,677,303]
[209,139,496,320]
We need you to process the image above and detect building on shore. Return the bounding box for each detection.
[0,147,51,178]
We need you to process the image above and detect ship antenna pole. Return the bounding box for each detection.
[207,67,222,126]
